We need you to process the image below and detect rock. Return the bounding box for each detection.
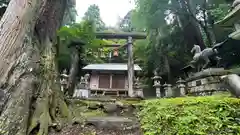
[50,123,62,132]
[220,74,240,97]
[88,102,102,110]
[115,101,124,108]
[103,104,119,115]
[86,116,134,129]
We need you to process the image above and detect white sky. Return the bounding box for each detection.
[76,0,135,26]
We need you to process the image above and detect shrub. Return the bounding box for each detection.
[139,95,240,135]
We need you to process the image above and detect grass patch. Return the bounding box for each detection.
[70,100,107,122]
[119,100,141,105]
[139,95,240,135]
[71,99,101,106]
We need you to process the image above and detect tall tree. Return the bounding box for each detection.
[83,4,106,31]
[118,10,135,32]
[0,0,73,134]
[57,21,97,96]
[130,0,231,90]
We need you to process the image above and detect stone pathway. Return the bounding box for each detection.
[86,116,138,129]
[50,98,143,135]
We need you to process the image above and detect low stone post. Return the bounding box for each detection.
[60,69,69,92]
[177,78,186,96]
[164,83,173,98]
[84,74,90,88]
[134,77,144,98]
[153,71,162,98]
[73,77,84,98]
[163,83,168,97]
[73,75,91,98]
[84,74,90,97]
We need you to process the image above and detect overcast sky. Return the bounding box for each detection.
[76,0,135,26]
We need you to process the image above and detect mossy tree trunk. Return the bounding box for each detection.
[0,0,72,135]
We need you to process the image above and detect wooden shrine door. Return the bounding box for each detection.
[98,74,110,88]
[112,74,125,89]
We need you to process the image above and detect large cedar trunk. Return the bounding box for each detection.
[0,0,71,135]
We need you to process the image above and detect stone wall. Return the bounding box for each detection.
[187,76,227,96]
[153,71,228,98]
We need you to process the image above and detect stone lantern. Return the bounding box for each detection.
[84,73,90,89]
[176,77,186,96]
[163,83,173,98]
[152,71,162,98]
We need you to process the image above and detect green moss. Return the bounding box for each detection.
[82,110,106,118]
[71,100,106,121]
[139,95,240,135]
[120,100,141,105]
[71,99,101,107]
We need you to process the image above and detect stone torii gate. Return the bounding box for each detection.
[96,32,146,97]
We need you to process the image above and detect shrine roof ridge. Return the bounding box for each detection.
[82,63,142,71]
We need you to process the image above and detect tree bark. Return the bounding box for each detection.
[67,47,80,96]
[203,26,214,46]
[176,0,206,49]
[0,0,71,135]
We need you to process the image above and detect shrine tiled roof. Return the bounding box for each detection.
[82,63,142,71]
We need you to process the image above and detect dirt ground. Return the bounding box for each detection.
[49,124,143,135]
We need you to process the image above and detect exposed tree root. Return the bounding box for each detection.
[28,89,71,135]
[28,38,72,135]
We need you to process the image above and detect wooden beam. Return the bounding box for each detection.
[96,32,147,39]
[99,43,129,52]
[67,40,86,48]
[100,44,122,48]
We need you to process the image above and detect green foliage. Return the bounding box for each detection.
[134,0,169,29]
[0,0,9,6]
[129,0,232,86]
[57,20,106,71]
[131,9,146,32]
[83,4,106,31]
[61,0,78,25]
[62,7,78,25]
[58,21,95,44]
[139,95,240,135]
[132,0,194,80]
[209,4,230,22]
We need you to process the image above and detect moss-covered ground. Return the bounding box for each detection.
[50,92,240,135]
[139,92,240,135]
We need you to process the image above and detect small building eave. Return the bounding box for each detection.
[82,63,142,71]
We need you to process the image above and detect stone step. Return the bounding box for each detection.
[85,116,139,130]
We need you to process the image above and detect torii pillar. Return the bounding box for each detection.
[127,36,134,97]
